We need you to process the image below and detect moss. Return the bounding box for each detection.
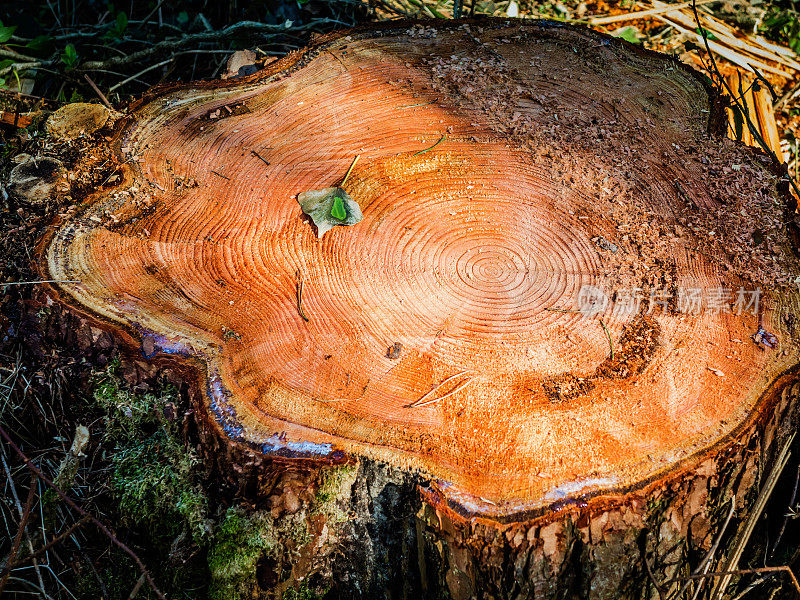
[645,494,669,524]
[87,362,352,598]
[208,507,276,600]
[314,464,357,527]
[283,581,327,600]
[111,429,209,541]
[93,357,159,438]
[91,359,210,543]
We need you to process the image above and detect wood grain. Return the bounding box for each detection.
[45,20,800,517]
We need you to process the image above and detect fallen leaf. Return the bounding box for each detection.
[297,186,363,238]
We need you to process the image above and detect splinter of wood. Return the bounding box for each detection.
[296,269,309,322]
[409,371,470,407]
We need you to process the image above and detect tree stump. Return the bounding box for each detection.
[40,19,800,598]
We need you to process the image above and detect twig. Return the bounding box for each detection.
[771,464,800,557]
[0,424,167,600]
[108,58,171,93]
[0,473,38,596]
[711,433,795,599]
[127,573,147,600]
[7,515,92,569]
[599,319,614,360]
[776,79,800,111]
[413,134,447,156]
[588,0,714,26]
[0,449,46,595]
[82,74,112,110]
[80,20,348,71]
[671,496,736,600]
[1,280,80,287]
[690,0,800,200]
[668,566,800,596]
[296,269,309,322]
[340,154,360,187]
[251,150,270,166]
[140,0,167,26]
[396,98,438,109]
[641,542,666,600]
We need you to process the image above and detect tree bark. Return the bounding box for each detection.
[36,18,800,598]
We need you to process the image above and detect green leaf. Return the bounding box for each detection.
[0,59,12,71]
[0,25,17,43]
[297,186,363,238]
[25,35,52,53]
[695,27,718,41]
[0,78,6,88]
[177,11,189,26]
[613,26,640,44]
[116,11,128,33]
[330,195,347,220]
[61,43,78,68]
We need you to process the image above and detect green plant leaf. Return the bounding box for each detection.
[116,11,128,33]
[0,25,17,43]
[61,43,78,68]
[613,26,640,44]
[297,186,363,238]
[177,11,189,26]
[330,195,347,220]
[25,35,52,53]
[695,27,718,41]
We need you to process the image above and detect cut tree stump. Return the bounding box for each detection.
[39,19,800,598]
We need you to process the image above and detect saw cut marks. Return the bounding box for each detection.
[46,21,800,517]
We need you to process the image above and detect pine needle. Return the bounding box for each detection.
[413,133,447,156]
[340,154,360,187]
[711,433,795,599]
[599,318,614,360]
[409,371,469,407]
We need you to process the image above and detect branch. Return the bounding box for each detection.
[0,423,167,600]
[0,473,38,596]
[690,0,800,202]
[80,19,345,71]
[0,48,44,63]
[666,566,800,596]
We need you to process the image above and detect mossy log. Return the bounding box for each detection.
[38,19,800,598]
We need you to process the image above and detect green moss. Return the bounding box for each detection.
[93,357,160,438]
[283,581,327,600]
[88,361,348,598]
[645,494,668,523]
[208,507,276,600]
[91,359,210,543]
[111,429,209,542]
[314,464,357,526]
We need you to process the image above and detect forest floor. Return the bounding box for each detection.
[1,1,800,599]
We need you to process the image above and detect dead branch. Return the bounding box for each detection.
[0,423,167,600]
[0,472,38,595]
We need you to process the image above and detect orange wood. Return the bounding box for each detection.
[45,21,800,517]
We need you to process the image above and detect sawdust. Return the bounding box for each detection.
[415,24,798,298]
